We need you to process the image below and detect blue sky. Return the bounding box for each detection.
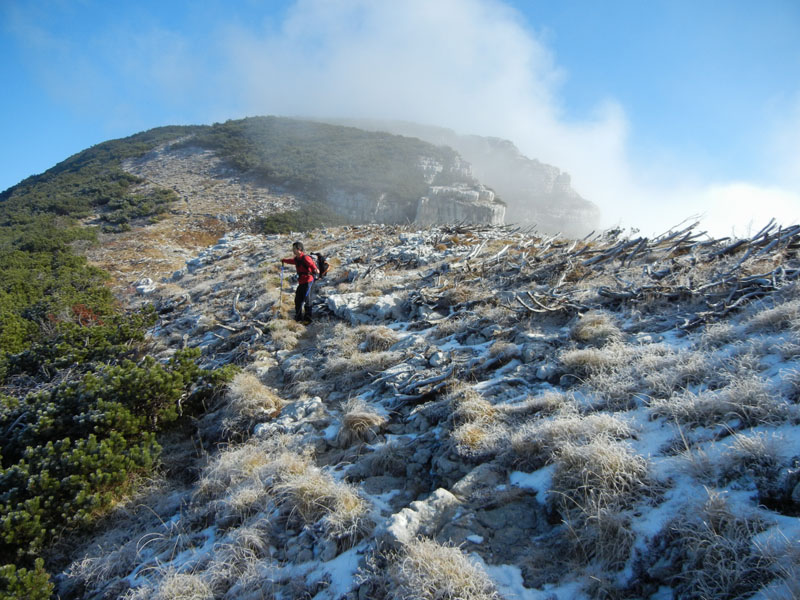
[2,0,799,235]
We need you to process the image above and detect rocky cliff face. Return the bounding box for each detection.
[454,135,599,236]
[326,119,601,237]
[122,141,505,228]
[415,184,505,226]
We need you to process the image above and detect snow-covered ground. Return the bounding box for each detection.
[58,223,800,599]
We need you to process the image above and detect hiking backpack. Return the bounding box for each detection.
[310,252,330,278]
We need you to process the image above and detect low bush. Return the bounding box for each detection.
[0,348,234,563]
[0,558,53,600]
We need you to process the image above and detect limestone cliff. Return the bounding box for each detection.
[326,119,601,236]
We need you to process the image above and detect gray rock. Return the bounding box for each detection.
[536,362,558,380]
[319,539,338,562]
[451,463,505,499]
[378,488,462,548]
[429,351,449,367]
[135,277,157,294]
[792,480,800,505]
[296,548,313,563]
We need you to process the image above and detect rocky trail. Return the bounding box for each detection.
[61,199,800,599]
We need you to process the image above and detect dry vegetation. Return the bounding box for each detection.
[59,218,800,599]
[381,539,502,600]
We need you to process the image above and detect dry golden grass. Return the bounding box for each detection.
[448,383,497,426]
[387,538,501,600]
[550,436,649,513]
[362,325,401,352]
[275,468,371,543]
[226,372,286,419]
[487,340,518,361]
[649,377,792,428]
[744,297,800,333]
[559,343,632,376]
[561,494,636,570]
[451,421,501,457]
[571,310,622,345]
[439,282,484,307]
[324,350,404,380]
[196,438,311,502]
[700,321,739,348]
[497,391,571,420]
[641,349,719,398]
[506,410,632,470]
[354,441,414,478]
[547,437,649,569]
[338,398,387,446]
[267,318,306,350]
[718,431,784,485]
[122,570,213,600]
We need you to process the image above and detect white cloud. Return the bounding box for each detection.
[220,0,641,225]
[7,0,800,236]
[768,92,800,191]
[696,183,800,238]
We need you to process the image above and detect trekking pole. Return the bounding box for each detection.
[278,264,284,314]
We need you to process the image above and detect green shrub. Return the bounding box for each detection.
[0,558,53,600]
[181,116,470,205]
[255,202,348,234]
[0,348,236,563]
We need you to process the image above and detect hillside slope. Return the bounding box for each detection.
[325,118,601,237]
[53,219,800,600]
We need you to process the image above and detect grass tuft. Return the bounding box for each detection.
[338,398,387,446]
[571,310,622,345]
[649,377,792,428]
[387,538,502,600]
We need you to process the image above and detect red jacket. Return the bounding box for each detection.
[282,253,318,284]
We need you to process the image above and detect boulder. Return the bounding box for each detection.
[378,488,462,548]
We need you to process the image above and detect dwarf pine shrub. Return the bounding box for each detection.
[0,348,235,564]
[0,558,54,600]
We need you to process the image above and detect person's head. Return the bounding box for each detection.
[292,241,304,257]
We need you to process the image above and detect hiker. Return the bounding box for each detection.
[280,241,319,322]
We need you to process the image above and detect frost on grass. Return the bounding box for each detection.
[548,437,650,569]
[267,317,305,350]
[362,325,401,352]
[717,431,785,487]
[275,466,372,545]
[122,570,213,600]
[570,310,622,346]
[503,409,633,471]
[664,491,777,600]
[744,295,800,334]
[649,376,792,428]
[227,372,286,418]
[386,538,502,600]
[447,383,503,458]
[337,397,387,447]
[195,437,312,523]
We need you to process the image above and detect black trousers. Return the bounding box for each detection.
[295,281,313,320]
